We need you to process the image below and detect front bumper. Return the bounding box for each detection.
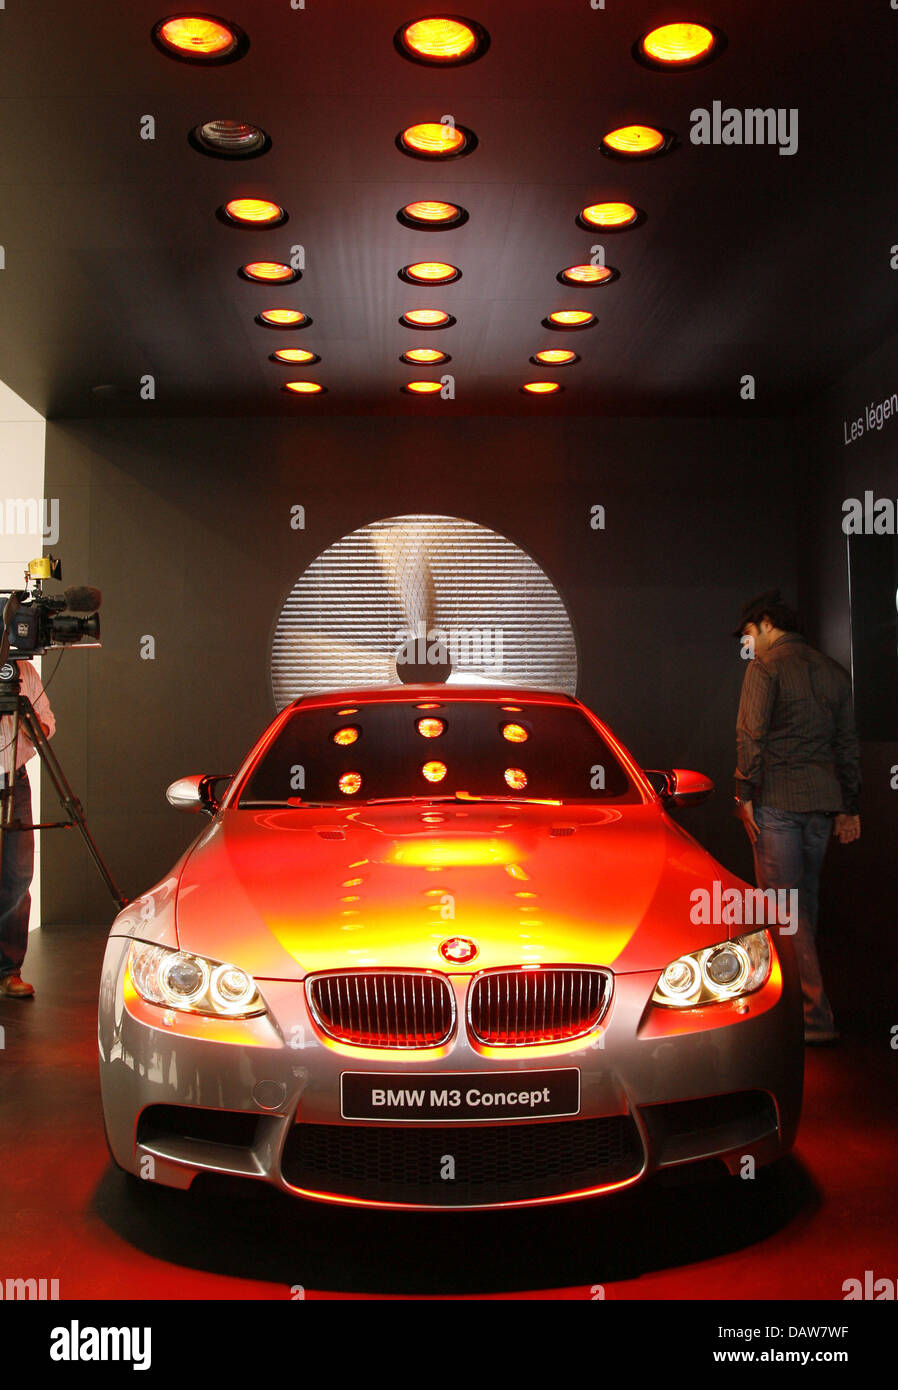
[98,936,804,1210]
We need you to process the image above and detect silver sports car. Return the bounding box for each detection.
[98,685,803,1209]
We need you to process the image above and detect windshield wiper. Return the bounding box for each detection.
[363,792,562,807]
[238,799,342,808]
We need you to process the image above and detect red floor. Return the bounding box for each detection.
[1,925,894,1301]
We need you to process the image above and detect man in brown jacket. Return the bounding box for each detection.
[732,590,861,1043]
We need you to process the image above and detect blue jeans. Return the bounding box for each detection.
[752,805,835,1034]
[0,772,34,978]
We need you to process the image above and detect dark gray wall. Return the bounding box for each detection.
[42,413,802,926]
[800,334,898,1023]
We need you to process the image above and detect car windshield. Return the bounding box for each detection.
[237,698,636,807]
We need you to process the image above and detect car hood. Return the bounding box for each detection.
[174,800,751,977]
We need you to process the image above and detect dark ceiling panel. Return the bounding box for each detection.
[0,1,896,418]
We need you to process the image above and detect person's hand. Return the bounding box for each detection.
[39,721,50,738]
[834,813,860,844]
[734,797,760,845]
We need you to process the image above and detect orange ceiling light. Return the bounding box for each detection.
[399,309,454,330]
[522,381,562,395]
[422,760,448,782]
[220,197,286,227]
[240,260,294,282]
[397,122,474,159]
[152,15,246,62]
[332,726,360,745]
[504,768,528,790]
[257,308,309,328]
[502,723,529,743]
[401,347,450,365]
[601,124,671,159]
[545,309,596,330]
[417,717,446,738]
[531,349,578,365]
[395,16,489,65]
[271,348,319,364]
[558,263,619,287]
[283,381,325,395]
[636,22,720,68]
[398,200,468,230]
[338,773,362,795]
[404,380,443,394]
[579,201,641,230]
[400,261,461,285]
[190,119,270,158]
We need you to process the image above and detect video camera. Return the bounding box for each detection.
[0,556,101,658]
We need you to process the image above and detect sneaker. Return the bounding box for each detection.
[0,973,35,998]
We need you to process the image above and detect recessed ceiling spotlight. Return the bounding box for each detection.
[557,264,619,287]
[152,14,248,63]
[399,309,455,330]
[399,261,461,285]
[600,124,675,159]
[397,122,476,160]
[256,309,311,329]
[218,198,287,227]
[271,348,320,364]
[397,200,468,230]
[634,22,723,69]
[403,380,443,394]
[395,16,490,65]
[531,349,579,365]
[401,347,450,365]
[543,310,596,330]
[189,119,270,159]
[239,261,299,283]
[578,201,644,231]
[90,383,134,401]
[521,382,563,395]
[283,381,326,395]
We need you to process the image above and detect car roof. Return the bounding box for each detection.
[286,684,581,711]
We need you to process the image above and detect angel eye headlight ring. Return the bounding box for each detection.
[127,941,266,1018]
[652,930,772,1008]
[159,951,210,1007]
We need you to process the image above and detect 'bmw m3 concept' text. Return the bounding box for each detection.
[99,686,803,1210]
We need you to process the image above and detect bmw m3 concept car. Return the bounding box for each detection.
[99,686,803,1210]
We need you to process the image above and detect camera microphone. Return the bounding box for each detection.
[63,586,102,613]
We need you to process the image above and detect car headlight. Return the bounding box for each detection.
[652,929,772,1008]
[128,942,267,1018]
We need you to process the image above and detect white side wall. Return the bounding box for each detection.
[0,380,46,930]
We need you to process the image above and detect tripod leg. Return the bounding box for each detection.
[0,701,21,865]
[19,701,128,910]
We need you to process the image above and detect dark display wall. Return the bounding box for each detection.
[802,331,898,1023]
[42,413,801,927]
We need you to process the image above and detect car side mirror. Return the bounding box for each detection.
[165,774,232,815]
[646,768,714,808]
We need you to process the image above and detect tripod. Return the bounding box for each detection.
[0,660,127,910]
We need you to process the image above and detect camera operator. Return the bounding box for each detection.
[0,659,55,998]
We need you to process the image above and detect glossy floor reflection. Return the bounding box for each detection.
[2,925,894,1300]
